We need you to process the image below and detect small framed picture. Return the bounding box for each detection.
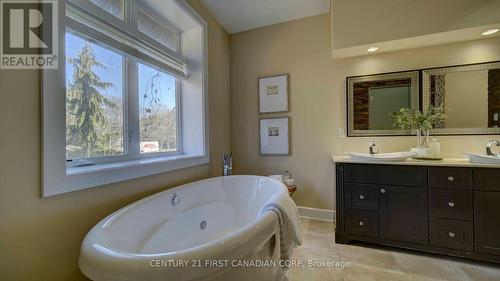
[260,117,290,155]
[258,74,289,113]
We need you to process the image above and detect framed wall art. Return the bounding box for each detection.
[259,117,290,155]
[258,74,289,113]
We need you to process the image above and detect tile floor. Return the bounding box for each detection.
[289,218,500,281]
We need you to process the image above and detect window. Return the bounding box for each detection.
[42,0,208,196]
[65,32,125,160]
[64,30,181,164]
[138,63,178,154]
[64,0,185,166]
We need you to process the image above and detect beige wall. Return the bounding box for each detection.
[230,14,500,211]
[0,1,230,280]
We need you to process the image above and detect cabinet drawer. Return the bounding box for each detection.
[429,217,473,251]
[346,209,378,237]
[344,164,426,187]
[429,189,472,220]
[474,169,500,191]
[428,167,472,190]
[346,184,378,211]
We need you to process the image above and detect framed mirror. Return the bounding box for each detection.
[347,71,420,136]
[422,61,500,135]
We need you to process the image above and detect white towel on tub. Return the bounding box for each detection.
[259,192,302,262]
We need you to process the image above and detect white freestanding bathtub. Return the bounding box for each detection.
[79,176,294,281]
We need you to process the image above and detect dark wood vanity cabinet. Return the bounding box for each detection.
[336,163,500,264]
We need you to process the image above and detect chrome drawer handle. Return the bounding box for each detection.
[359,194,365,200]
[380,189,386,194]
[448,202,455,207]
[359,221,364,226]
[448,232,455,238]
[447,176,455,182]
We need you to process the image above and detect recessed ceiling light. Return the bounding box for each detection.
[367,46,379,52]
[482,28,499,36]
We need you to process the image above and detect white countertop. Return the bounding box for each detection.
[332,156,500,168]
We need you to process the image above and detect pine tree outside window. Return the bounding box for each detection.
[66,34,125,159]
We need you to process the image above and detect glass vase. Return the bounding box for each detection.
[416,129,430,148]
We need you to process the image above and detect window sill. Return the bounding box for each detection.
[42,154,209,197]
[67,154,203,176]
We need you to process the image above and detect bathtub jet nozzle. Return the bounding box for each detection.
[200,220,207,230]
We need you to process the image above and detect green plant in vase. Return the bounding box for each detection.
[391,105,446,148]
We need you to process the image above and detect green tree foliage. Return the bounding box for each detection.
[66,42,119,158]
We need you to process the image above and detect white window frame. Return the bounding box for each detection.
[42,0,209,197]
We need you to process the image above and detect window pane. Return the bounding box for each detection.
[139,63,177,153]
[89,0,124,20]
[137,9,178,52]
[66,32,124,159]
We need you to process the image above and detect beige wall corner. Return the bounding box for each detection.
[188,0,232,176]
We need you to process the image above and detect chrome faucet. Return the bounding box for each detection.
[486,140,500,156]
[369,141,379,155]
[222,153,232,176]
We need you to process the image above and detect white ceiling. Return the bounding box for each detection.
[200,0,330,34]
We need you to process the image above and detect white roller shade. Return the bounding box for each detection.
[137,8,178,52]
[66,2,187,79]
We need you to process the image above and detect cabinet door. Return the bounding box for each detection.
[380,185,429,244]
[475,191,500,256]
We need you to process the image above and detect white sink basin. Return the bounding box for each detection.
[464,153,500,164]
[348,151,417,162]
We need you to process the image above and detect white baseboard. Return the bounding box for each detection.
[297,206,335,222]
